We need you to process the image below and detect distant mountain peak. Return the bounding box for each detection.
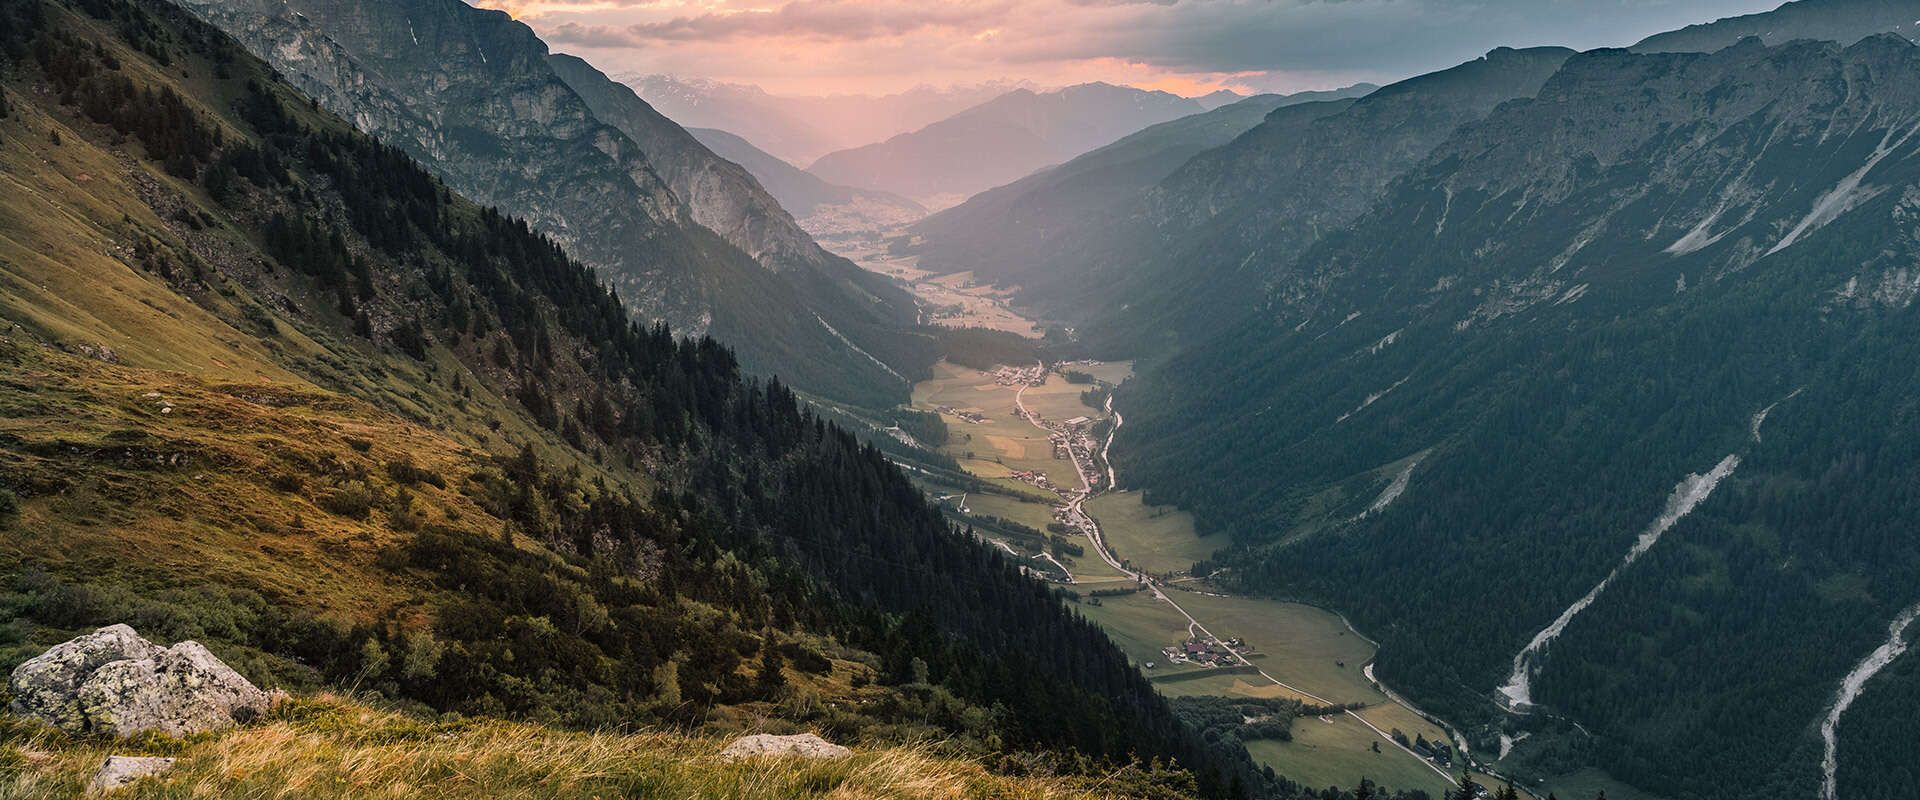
[808,83,1206,206]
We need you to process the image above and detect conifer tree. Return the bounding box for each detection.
[1453,771,1481,800]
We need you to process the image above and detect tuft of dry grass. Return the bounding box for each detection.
[0,695,1107,799]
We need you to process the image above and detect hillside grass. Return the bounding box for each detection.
[1247,715,1452,797]
[0,341,481,626]
[0,695,1118,799]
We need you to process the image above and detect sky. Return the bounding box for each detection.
[481,0,1786,98]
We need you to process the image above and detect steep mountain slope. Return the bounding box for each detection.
[1633,0,1919,52]
[686,126,927,239]
[907,85,1377,283]
[0,0,1272,795]
[1077,46,1576,352]
[1118,35,1920,800]
[174,0,927,408]
[545,52,926,362]
[808,83,1205,208]
[545,55,848,274]
[621,74,1019,166]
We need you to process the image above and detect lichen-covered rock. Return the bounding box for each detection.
[719,732,851,761]
[7,625,162,733]
[8,626,270,737]
[85,755,175,794]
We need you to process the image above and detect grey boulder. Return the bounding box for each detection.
[718,732,851,761]
[85,755,176,794]
[9,625,271,737]
[6,625,162,733]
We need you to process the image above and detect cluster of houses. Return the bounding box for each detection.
[1008,469,1059,492]
[1052,502,1096,538]
[1411,737,1454,769]
[1045,417,1103,489]
[1162,636,1247,668]
[933,404,989,424]
[992,364,1048,387]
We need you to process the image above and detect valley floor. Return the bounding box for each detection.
[835,240,1045,338]
[898,354,1492,798]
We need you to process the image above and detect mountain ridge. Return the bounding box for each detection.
[905,84,1378,285]
[808,82,1206,208]
[1632,0,1919,52]
[175,0,928,408]
[619,74,1028,165]
[685,126,928,239]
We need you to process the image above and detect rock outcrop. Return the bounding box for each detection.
[86,755,176,794]
[9,625,271,737]
[719,732,852,761]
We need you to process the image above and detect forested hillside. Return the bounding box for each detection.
[1116,33,1920,800]
[0,0,1282,794]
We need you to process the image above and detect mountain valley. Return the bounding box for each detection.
[6,0,1920,798]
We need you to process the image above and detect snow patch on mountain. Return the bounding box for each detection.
[1750,388,1803,442]
[1821,602,1920,800]
[1667,204,1735,255]
[1831,263,1920,310]
[1497,731,1530,760]
[1553,284,1589,306]
[1359,454,1425,519]
[814,315,906,383]
[1497,455,1740,710]
[1768,124,1919,256]
[1336,375,1410,423]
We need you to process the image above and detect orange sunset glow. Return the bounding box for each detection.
[478,0,1783,98]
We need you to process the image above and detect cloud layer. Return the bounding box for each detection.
[486,0,1781,96]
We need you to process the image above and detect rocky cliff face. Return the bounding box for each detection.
[177,0,704,325]
[547,53,839,276]
[179,0,925,406]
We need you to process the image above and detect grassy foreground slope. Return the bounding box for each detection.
[0,0,1270,795]
[0,695,1166,799]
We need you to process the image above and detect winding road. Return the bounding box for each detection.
[1011,365,1461,787]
